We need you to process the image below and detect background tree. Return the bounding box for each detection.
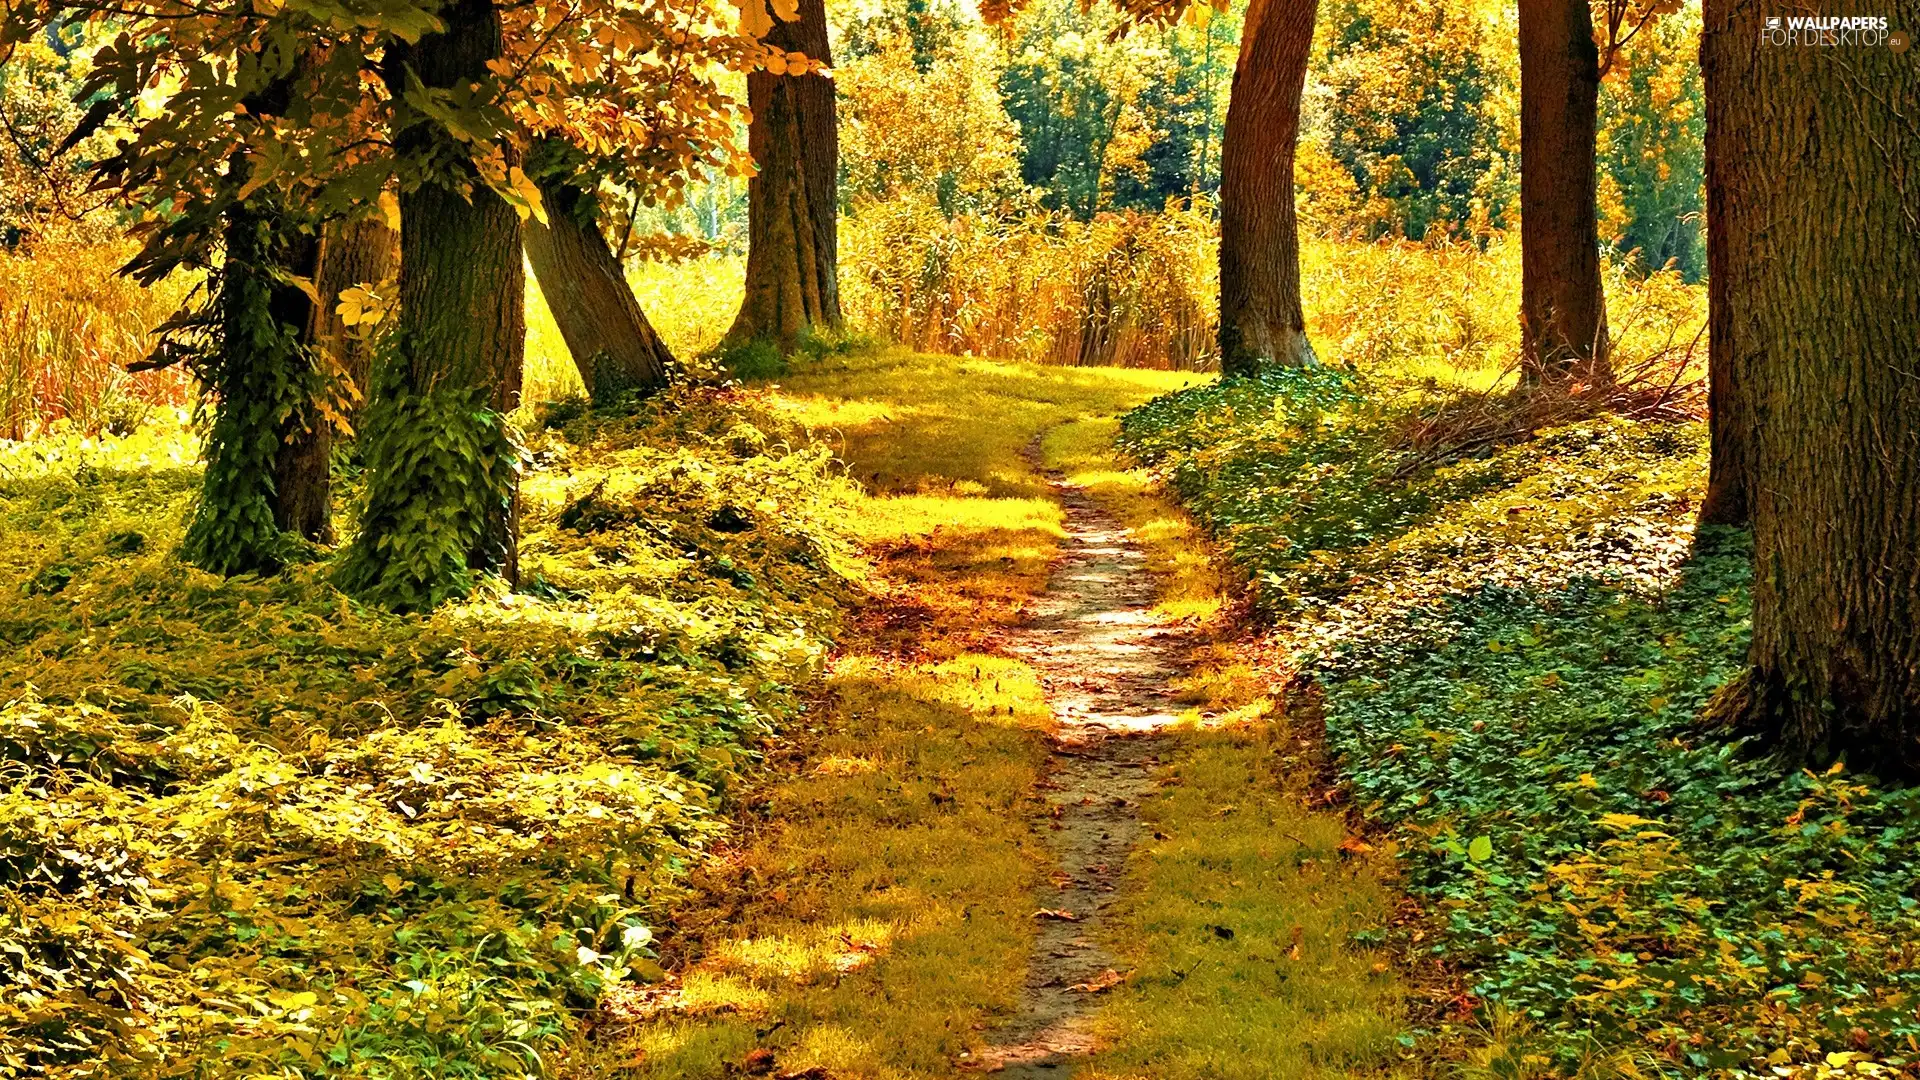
[1313,0,1516,241]
[311,216,398,434]
[728,0,841,350]
[523,149,677,403]
[1695,0,1749,526]
[1707,0,1920,773]
[1217,0,1319,375]
[1516,0,1608,385]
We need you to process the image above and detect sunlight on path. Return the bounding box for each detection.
[970,474,1191,1075]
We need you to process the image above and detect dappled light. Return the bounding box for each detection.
[3,0,1914,1075]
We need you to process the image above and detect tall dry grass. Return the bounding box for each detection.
[842,195,1218,370]
[4,223,1705,441]
[0,242,194,440]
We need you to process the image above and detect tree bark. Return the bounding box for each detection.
[727,0,841,351]
[1517,0,1611,386]
[1217,0,1319,377]
[1695,0,1751,526]
[309,216,398,432]
[524,175,675,401]
[340,0,525,609]
[1713,2,1920,773]
[183,66,333,573]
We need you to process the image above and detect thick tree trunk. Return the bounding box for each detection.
[524,176,675,401]
[339,0,525,610]
[1517,0,1611,386]
[1216,0,1319,377]
[727,0,841,351]
[1695,0,1751,527]
[309,216,398,432]
[1714,3,1920,773]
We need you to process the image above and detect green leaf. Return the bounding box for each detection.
[1466,835,1492,863]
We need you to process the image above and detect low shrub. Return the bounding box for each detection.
[1123,370,1920,1076]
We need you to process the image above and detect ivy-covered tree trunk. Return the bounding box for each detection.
[726,0,841,351]
[339,0,525,610]
[1517,0,1610,386]
[309,216,398,432]
[1711,5,1920,773]
[1216,0,1318,377]
[1695,0,1750,527]
[182,72,332,574]
[524,175,675,401]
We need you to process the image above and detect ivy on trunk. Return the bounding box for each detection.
[337,0,525,612]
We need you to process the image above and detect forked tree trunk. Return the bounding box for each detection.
[1217,0,1319,377]
[727,0,841,350]
[524,176,675,401]
[1710,0,1920,773]
[309,216,398,432]
[340,0,525,610]
[1695,0,1751,527]
[1517,0,1611,386]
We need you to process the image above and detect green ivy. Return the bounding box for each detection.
[1125,372,1920,1074]
[334,344,520,612]
[180,205,324,576]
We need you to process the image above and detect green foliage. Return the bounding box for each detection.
[0,385,866,1077]
[334,342,521,611]
[1125,373,1920,1074]
[180,207,325,577]
[1311,0,1518,239]
[1598,10,1706,282]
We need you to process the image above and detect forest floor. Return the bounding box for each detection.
[589,351,1406,1079]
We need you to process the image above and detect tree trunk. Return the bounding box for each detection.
[524,175,675,401]
[309,216,398,432]
[1695,0,1751,527]
[1517,0,1611,386]
[1714,3,1920,773]
[1216,0,1319,377]
[182,67,333,573]
[339,0,525,611]
[727,0,841,351]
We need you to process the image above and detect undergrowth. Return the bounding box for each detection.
[1121,372,1920,1078]
[0,385,864,1077]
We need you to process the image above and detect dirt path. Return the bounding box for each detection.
[967,470,1192,1076]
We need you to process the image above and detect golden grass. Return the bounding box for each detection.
[571,350,1195,1079]
[1040,415,1412,1079]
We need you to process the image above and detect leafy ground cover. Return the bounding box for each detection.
[1120,372,1920,1078]
[0,387,866,1076]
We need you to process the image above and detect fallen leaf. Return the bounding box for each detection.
[1031,908,1080,921]
[1287,925,1304,960]
[1067,968,1128,993]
